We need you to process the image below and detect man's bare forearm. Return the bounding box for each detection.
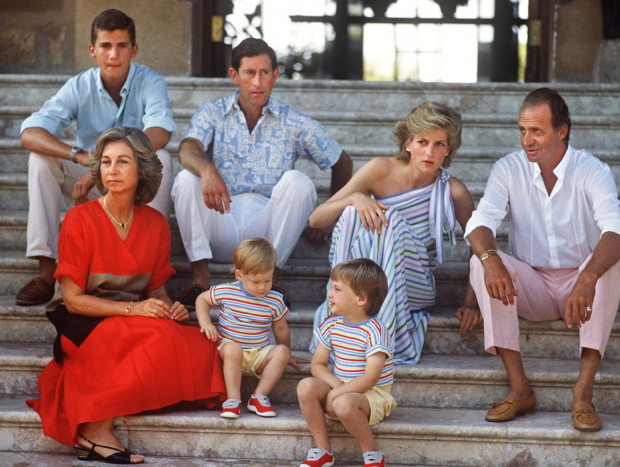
[581,231,620,280]
[177,137,213,176]
[20,127,73,160]
[144,127,171,150]
[467,226,498,257]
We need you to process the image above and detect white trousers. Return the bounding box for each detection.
[171,169,317,267]
[26,149,173,259]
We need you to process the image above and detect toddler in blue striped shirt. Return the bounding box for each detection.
[196,238,305,419]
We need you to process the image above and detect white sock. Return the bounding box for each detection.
[363,451,384,463]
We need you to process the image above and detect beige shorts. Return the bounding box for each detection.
[326,384,397,426]
[218,339,274,378]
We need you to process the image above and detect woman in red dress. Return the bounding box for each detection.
[27,127,226,464]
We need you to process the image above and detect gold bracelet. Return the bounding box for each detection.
[480,249,498,262]
[125,301,133,316]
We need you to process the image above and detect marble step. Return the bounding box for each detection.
[3,136,620,188]
[2,297,618,361]
[0,252,471,306]
[0,396,618,466]
[2,75,620,117]
[0,451,322,467]
[0,209,506,264]
[0,136,510,180]
[4,103,620,152]
[3,338,620,413]
[0,171,488,211]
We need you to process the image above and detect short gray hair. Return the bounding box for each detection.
[393,101,462,167]
[90,127,163,205]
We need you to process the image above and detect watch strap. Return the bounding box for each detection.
[70,146,82,164]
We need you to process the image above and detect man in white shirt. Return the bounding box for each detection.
[462,88,620,431]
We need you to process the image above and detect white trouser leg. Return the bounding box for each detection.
[172,169,316,267]
[266,170,317,267]
[26,152,96,259]
[172,169,226,262]
[147,148,172,218]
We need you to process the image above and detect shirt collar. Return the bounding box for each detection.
[96,62,136,97]
[224,91,280,117]
[529,144,573,181]
[552,144,573,181]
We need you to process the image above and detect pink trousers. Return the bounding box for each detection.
[470,251,620,357]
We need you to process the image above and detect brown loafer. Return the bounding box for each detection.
[572,402,602,432]
[485,392,536,422]
[15,277,55,306]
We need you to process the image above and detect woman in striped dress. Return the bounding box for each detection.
[309,101,481,363]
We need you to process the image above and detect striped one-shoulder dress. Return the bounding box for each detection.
[310,169,456,364]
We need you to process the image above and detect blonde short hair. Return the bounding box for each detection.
[90,127,163,205]
[232,238,277,274]
[393,101,462,167]
[330,258,388,317]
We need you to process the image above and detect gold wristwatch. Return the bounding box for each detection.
[480,249,498,262]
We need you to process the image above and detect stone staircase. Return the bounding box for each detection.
[0,75,619,465]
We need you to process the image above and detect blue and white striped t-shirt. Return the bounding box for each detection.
[315,314,394,387]
[206,282,288,348]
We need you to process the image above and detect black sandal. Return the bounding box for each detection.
[75,433,143,464]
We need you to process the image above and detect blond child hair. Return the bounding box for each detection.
[232,237,277,274]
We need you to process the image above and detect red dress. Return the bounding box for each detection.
[27,201,226,446]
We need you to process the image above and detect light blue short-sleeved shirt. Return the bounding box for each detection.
[185,92,343,197]
[20,62,175,150]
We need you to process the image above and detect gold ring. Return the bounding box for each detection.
[585,306,592,312]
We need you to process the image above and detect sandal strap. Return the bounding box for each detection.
[78,432,125,454]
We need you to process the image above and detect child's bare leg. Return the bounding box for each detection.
[254,344,290,396]
[332,393,376,452]
[297,377,332,451]
[219,341,243,399]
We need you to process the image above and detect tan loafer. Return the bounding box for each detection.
[572,402,602,432]
[485,392,536,422]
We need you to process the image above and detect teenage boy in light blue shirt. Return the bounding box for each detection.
[17,9,175,307]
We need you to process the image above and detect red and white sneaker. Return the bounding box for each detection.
[300,448,334,467]
[220,398,241,419]
[363,451,385,467]
[247,394,276,417]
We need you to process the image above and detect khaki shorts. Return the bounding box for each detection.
[326,384,397,426]
[218,339,274,378]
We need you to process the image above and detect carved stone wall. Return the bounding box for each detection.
[0,0,196,76]
[0,0,76,74]
[552,0,603,82]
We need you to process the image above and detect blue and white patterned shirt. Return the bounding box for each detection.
[185,92,343,197]
[21,62,175,150]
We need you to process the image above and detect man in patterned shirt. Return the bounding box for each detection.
[172,38,352,306]
[17,9,175,306]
